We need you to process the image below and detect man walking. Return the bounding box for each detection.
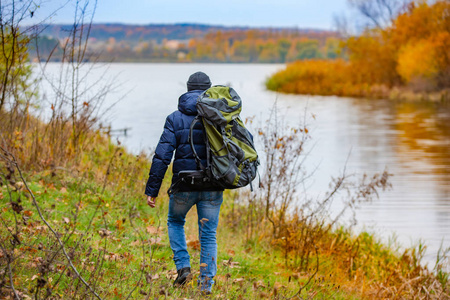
[145,71,223,294]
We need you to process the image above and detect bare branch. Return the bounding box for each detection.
[349,0,409,28]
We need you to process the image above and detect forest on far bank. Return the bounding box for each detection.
[32,24,341,63]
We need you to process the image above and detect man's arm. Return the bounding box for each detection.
[145,115,177,203]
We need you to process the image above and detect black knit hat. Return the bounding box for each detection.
[187,71,211,91]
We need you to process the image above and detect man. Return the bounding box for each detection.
[145,71,223,294]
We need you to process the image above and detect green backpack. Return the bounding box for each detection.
[179,85,259,191]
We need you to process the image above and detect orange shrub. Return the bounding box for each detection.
[345,31,401,87]
[266,59,373,97]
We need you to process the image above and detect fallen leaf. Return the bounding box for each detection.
[149,237,162,245]
[145,273,151,283]
[233,278,244,283]
[15,182,24,190]
[63,217,70,224]
[105,253,121,261]
[23,210,33,217]
[115,219,123,230]
[223,258,240,269]
[200,263,208,268]
[215,275,227,283]
[273,282,285,291]
[130,240,141,247]
[98,229,111,238]
[165,270,177,280]
[187,239,200,250]
[254,280,266,289]
[60,187,67,193]
[146,226,159,235]
[151,273,160,280]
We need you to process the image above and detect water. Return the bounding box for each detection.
[40,63,450,266]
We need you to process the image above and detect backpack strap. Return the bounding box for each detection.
[209,128,234,181]
[189,116,206,171]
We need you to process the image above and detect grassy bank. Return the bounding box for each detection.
[1,126,449,299]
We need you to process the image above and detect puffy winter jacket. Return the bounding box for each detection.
[145,90,221,197]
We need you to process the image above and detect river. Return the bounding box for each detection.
[40,63,450,266]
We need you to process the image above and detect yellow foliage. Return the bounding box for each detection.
[346,30,400,87]
[391,1,449,46]
[397,39,438,83]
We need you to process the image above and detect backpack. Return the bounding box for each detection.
[176,85,259,192]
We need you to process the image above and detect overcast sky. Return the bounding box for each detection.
[31,0,351,29]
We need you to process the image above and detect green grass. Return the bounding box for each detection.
[0,169,360,299]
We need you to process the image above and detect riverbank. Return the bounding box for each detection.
[1,120,448,299]
[265,59,450,102]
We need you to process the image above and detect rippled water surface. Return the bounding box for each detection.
[42,63,450,265]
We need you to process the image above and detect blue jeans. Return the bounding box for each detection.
[167,191,223,292]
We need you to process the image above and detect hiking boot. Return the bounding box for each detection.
[173,267,191,287]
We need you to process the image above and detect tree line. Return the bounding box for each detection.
[32,28,341,63]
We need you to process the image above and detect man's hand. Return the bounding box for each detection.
[147,196,156,208]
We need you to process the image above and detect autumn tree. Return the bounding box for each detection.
[0,1,35,112]
[277,39,292,62]
[392,1,450,89]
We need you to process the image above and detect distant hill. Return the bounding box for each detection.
[39,23,336,44]
[31,23,341,63]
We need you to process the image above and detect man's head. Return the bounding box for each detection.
[187,71,211,91]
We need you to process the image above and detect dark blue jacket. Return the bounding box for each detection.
[145,90,213,197]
